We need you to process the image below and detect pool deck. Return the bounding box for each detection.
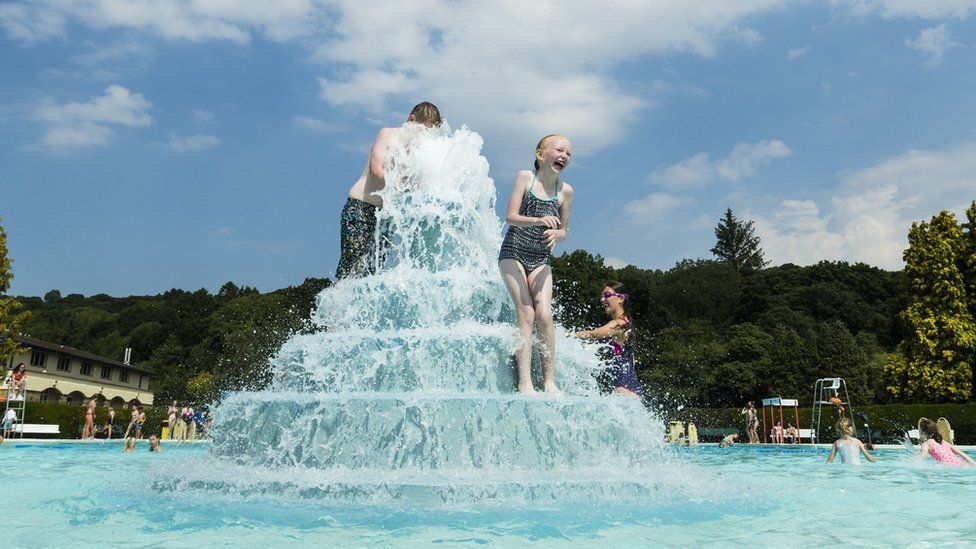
[5,439,975,451]
[4,438,209,445]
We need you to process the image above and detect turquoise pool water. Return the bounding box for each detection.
[6,441,974,547]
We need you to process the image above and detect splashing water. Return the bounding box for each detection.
[194,123,681,506]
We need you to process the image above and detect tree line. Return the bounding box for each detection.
[2,203,975,409]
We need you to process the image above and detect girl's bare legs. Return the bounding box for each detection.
[527,265,558,393]
[499,259,537,394]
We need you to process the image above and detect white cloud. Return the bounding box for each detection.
[71,40,153,66]
[34,84,152,150]
[905,24,957,66]
[306,1,790,158]
[604,256,631,269]
[649,139,790,188]
[0,2,65,43]
[831,0,976,19]
[167,134,221,153]
[0,0,320,45]
[751,141,976,269]
[294,116,343,133]
[624,192,695,222]
[787,46,810,60]
[191,109,216,126]
[2,1,794,160]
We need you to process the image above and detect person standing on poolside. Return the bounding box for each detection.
[103,406,115,439]
[166,400,178,440]
[81,398,96,439]
[740,401,758,443]
[335,102,442,279]
[499,135,574,394]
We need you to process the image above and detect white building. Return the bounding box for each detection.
[7,336,154,406]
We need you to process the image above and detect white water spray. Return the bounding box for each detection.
[204,123,671,504]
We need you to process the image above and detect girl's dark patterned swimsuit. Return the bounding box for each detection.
[498,176,560,272]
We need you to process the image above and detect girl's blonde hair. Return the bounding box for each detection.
[834,417,853,437]
[123,437,137,452]
[534,134,569,171]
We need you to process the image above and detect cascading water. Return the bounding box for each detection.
[195,123,682,505]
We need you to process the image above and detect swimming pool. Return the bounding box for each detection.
[6,441,974,546]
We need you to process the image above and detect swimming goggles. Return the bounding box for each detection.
[602,291,628,300]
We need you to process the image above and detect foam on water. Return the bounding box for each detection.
[197,122,674,506]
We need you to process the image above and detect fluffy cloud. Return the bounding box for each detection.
[752,141,976,269]
[308,1,789,158]
[623,192,695,223]
[786,46,810,60]
[1,1,794,159]
[34,85,152,150]
[294,116,343,133]
[649,140,790,188]
[0,0,319,44]
[167,134,221,153]
[905,25,957,66]
[832,0,976,19]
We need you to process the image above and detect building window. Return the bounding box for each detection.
[30,351,47,367]
[81,362,93,376]
[100,366,112,380]
[119,369,130,383]
[57,356,71,372]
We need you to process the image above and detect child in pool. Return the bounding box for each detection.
[148,435,163,452]
[826,418,876,465]
[498,135,575,395]
[918,418,974,467]
[575,281,645,398]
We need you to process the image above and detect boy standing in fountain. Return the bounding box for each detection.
[335,102,442,279]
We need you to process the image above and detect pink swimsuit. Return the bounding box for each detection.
[927,440,965,466]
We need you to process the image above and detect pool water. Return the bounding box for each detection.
[7,441,975,547]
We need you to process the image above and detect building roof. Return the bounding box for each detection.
[13,335,154,375]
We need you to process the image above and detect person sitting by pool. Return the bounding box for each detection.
[148,435,163,452]
[786,423,798,444]
[719,433,739,448]
[123,437,137,452]
[917,418,974,467]
[826,418,876,465]
[575,281,644,398]
[770,421,785,444]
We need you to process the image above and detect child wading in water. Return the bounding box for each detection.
[499,135,575,394]
[917,418,974,467]
[826,418,876,465]
[575,281,645,398]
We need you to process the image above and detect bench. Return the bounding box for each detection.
[12,424,61,435]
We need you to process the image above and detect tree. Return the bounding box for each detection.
[0,215,29,365]
[899,211,976,402]
[711,208,768,275]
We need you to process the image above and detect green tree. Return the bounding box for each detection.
[711,208,768,275]
[0,215,29,364]
[900,211,976,402]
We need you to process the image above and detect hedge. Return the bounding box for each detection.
[673,403,976,444]
[15,402,168,439]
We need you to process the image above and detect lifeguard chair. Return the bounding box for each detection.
[761,397,799,444]
[811,377,855,444]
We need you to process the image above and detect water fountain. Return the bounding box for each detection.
[200,123,669,505]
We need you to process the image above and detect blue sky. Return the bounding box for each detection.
[2,0,975,296]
